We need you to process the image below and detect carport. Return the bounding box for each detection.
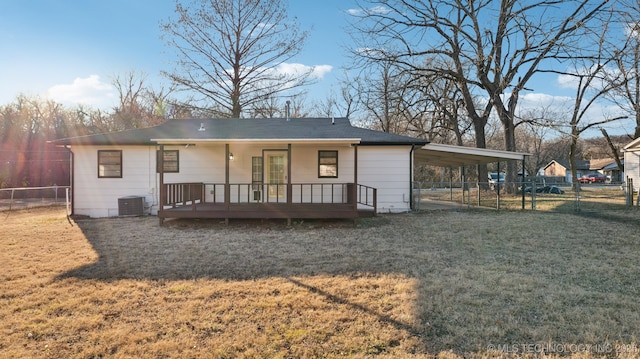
[413,143,530,209]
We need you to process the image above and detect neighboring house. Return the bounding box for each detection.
[542,159,590,183]
[53,118,428,223]
[601,160,624,183]
[623,138,640,191]
[589,158,623,183]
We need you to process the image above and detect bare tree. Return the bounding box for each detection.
[411,62,471,145]
[161,0,312,118]
[349,0,613,187]
[314,71,363,120]
[112,72,147,129]
[112,71,181,128]
[0,95,92,187]
[351,57,407,133]
[547,28,628,187]
[514,109,556,178]
[310,83,358,119]
[611,0,640,138]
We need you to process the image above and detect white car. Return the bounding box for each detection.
[488,173,505,190]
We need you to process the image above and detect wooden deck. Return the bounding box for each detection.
[158,182,377,224]
[161,202,359,220]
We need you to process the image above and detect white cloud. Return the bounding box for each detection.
[557,73,579,89]
[311,65,333,79]
[556,65,621,90]
[519,92,572,108]
[346,6,390,16]
[274,63,333,79]
[47,75,115,109]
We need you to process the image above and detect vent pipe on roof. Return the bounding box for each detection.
[198,123,205,131]
[332,117,335,125]
[286,100,291,121]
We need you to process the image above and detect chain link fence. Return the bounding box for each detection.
[413,180,632,213]
[0,186,71,214]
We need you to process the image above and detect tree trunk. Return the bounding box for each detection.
[472,115,489,188]
[601,128,623,176]
[503,116,518,192]
[569,135,580,190]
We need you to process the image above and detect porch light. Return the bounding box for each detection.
[229,152,234,161]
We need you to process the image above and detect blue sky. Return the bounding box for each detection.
[0,0,355,109]
[0,0,634,137]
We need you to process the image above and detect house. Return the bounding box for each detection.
[623,137,640,190]
[542,159,590,183]
[601,160,624,183]
[589,158,623,183]
[52,118,429,223]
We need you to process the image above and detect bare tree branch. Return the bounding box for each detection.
[161,0,312,118]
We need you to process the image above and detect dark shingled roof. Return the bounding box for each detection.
[52,118,429,146]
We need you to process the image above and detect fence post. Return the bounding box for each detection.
[9,188,15,211]
[66,187,71,217]
[531,181,536,210]
[626,177,632,206]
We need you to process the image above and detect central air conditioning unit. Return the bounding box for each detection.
[118,196,144,216]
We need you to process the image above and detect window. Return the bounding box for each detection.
[98,150,122,178]
[157,150,179,173]
[252,156,263,189]
[318,150,338,178]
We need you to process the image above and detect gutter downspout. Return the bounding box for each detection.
[410,145,417,211]
[159,144,165,225]
[66,145,74,216]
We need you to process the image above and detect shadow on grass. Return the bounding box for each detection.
[58,216,402,281]
[56,211,640,355]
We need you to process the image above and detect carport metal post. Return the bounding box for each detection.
[496,161,501,210]
[521,157,525,210]
[477,164,481,206]
[449,167,453,201]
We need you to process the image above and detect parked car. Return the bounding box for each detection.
[488,172,505,190]
[522,185,565,194]
[578,173,606,184]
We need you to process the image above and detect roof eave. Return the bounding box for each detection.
[151,138,362,144]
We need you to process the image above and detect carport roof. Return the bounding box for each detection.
[415,143,529,167]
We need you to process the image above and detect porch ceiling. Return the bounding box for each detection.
[415,143,530,167]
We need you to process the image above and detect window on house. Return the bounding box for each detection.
[98,150,122,178]
[318,150,338,178]
[252,156,263,189]
[157,150,179,173]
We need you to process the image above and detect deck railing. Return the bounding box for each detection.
[162,182,376,210]
[357,184,377,211]
[163,183,204,207]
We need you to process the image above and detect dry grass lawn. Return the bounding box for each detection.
[1,206,640,358]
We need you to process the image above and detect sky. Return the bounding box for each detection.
[0,0,354,110]
[0,0,635,138]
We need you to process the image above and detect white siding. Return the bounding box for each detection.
[358,146,412,213]
[71,142,414,217]
[73,145,157,217]
[624,150,640,191]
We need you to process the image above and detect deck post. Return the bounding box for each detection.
[287,144,292,205]
[286,144,293,225]
[159,144,165,226]
[353,144,358,215]
[225,143,230,224]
